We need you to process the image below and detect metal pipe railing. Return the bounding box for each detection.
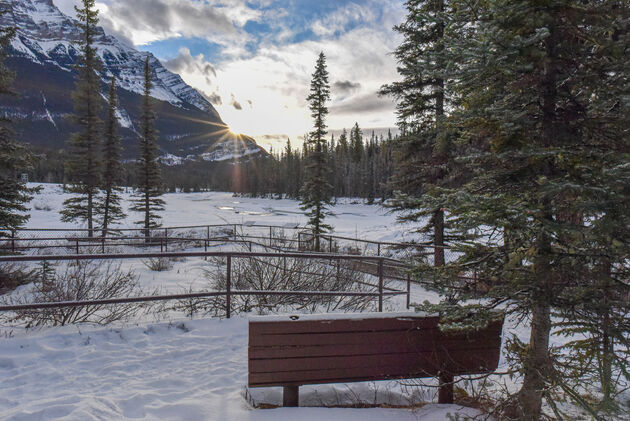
[0,251,409,318]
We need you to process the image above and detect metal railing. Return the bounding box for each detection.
[0,251,410,318]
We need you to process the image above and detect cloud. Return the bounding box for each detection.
[333,80,361,94]
[329,92,396,115]
[230,94,242,110]
[311,3,376,37]
[95,0,252,49]
[164,48,216,77]
[203,91,222,106]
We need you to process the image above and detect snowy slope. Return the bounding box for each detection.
[5,0,218,116]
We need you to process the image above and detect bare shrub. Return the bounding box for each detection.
[0,263,36,295]
[201,238,379,317]
[142,257,174,271]
[2,260,145,327]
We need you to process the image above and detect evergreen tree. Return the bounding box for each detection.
[99,76,125,236]
[60,0,103,237]
[0,10,36,238]
[301,52,333,251]
[411,1,630,418]
[379,0,464,267]
[349,122,364,164]
[130,57,164,239]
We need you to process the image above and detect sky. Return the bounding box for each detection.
[53,0,404,151]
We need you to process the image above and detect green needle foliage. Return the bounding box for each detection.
[380,0,468,266]
[60,0,103,237]
[301,52,333,251]
[387,0,630,419]
[0,10,36,238]
[130,57,164,239]
[99,76,125,236]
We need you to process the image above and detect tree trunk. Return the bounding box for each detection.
[87,189,93,238]
[434,209,445,267]
[517,295,551,420]
[517,219,553,419]
[102,190,110,238]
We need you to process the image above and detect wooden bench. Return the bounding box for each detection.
[248,312,503,407]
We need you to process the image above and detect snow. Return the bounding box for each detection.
[0,317,484,421]
[250,311,422,322]
[114,108,134,130]
[2,183,622,419]
[0,184,492,419]
[200,148,261,162]
[159,153,185,166]
[24,183,420,245]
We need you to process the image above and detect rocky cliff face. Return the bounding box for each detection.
[0,0,263,163]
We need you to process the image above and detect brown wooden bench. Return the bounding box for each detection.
[248,312,503,407]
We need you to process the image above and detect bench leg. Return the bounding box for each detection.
[283,385,299,407]
[438,373,454,404]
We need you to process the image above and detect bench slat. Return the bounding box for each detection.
[249,348,500,375]
[249,335,502,359]
[249,347,500,386]
[249,325,500,347]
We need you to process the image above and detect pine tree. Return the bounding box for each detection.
[379,0,465,267]
[301,52,333,251]
[413,0,630,418]
[99,76,125,236]
[130,57,164,239]
[0,10,36,238]
[60,0,103,237]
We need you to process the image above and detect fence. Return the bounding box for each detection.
[0,251,410,319]
[1,223,459,263]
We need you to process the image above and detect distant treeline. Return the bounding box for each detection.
[29,123,398,201]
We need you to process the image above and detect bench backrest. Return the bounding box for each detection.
[248,313,503,388]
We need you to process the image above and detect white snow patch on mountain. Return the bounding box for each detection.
[5,0,221,116]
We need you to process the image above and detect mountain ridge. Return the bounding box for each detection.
[0,0,265,163]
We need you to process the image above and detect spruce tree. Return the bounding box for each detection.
[0,10,36,238]
[412,0,630,418]
[379,0,464,266]
[99,76,125,236]
[130,57,164,239]
[301,52,333,251]
[60,0,102,237]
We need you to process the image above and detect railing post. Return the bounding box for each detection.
[269,226,272,245]
[328,236,333,252]
[298,232,301,250]
[226,255,231,319]
[207,225,210,241]
[233,224,237,241]
[378,259,383,312]
[164,228,168,252]
[11,230,15,253]
[377,243,381,256]
[102,236,105,254]
[76,239,79,254]
[406,273,411,310]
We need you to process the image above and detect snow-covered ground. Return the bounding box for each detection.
[1,184,623,420]
[0,316,486,421]
[0,184,485,421]
[26,183,416,244]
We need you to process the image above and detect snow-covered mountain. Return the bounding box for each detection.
[0,0,264,163]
